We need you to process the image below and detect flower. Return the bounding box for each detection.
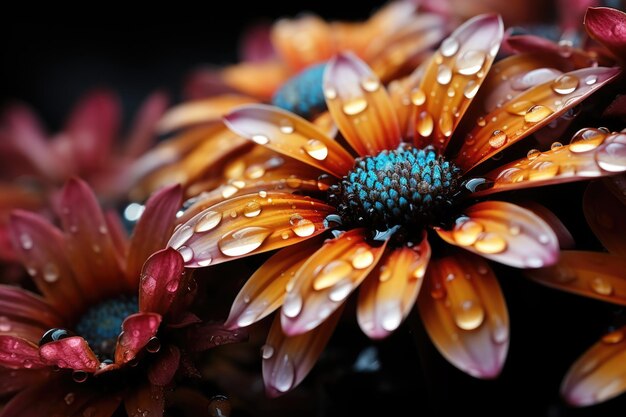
[0,178,244,415]
[166,12,625,396]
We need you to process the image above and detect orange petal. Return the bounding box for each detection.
[455,66,620,171]
[224,104,354,178]
[525,251,626,305]
[263,307,342,397]
[418,253,509,379]
[224,238,322,329]
[271,15,335,71]
[436,201,559,268]
[323,53,401,156]
[168,192,333,267]
[584,180,626,257]
[561,325,626,406]
[156,95,257,133]
[473,130,626,196]
[281,229,387,335]
[388,62,427,137]
[222,60,290,101]
[357,238,430,339]
[415,14,503,152]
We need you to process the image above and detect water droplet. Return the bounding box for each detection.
[456,50,485,75]
[261,344,275,359]
[505,100,533,116]
[291,217,315,237]
[474,232,507,254]
[476,116,486,127]
[525,256,544,268]
[328,279,353,302]
[436,65,452,85]
[416,111,434,137]
[324,87,337,100]
[283,294,303,318]
[252,134,269,145]
[303,139,328,160]
[165,278,179,293]
[208,395,232,417]
[19,233,33,250]
[488,130,508,148]
[410,88,426,106]
[551,74,579,95]
[64,392,75,405]
[351,247,374,269]
[584,75,598,85]
[464,80,479,99]
[551,142,563,150]
[274,354,295,393]
[602,329,624,344]
[0,316,11,332]
[360,76,380,92]
[381,307,403,332]
[145,336,161,353]
[524,105,553,124]
[453,219,484,246]
[317,174,333,191]
[259,190,268,198]
[218,227,271,257]
[342,97,368,116]
[595,135,626,172]
[279,119,295,134]
[170,225,193,249]
[492,318,509,344]
[243,201,262,218]
[39,328,74,346]
[489,40,500,57]
[509,223,522,235]
[313,260,352,290]
[511,68,561,90]
[453,300,485,330]
[527,149,541,160]
[439,111,453,137]
[590,277,613,295]
[440,37,459,57]
[177,246,194,262]
[197,258,212,267]
[245,164,265,179]
[43,263,59,283]
[286,176,303,189]
[72,370,88,383]
[195,211,222,232]
[570,128,606,153]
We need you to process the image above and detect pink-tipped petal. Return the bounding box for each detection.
[124,383,164,417]
[224,104,354,178]
[281,229,387,336]
[418,254,509,379]
[584,181,626,258]
[139,248,185,315]
[115,313,162,364]
[436,201,559,269]
[148,344,180,386]
[0,336,47,369]
[183,323,248,352]
[358,239,430,339]
[127,184,182,280]
[263,308,342,397]
[585,7,626,61]
[39,336,99,372]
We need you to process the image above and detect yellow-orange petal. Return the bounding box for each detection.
[472,130,626,196]
[525,251,626,305]
[388,63,427,137]
[415,14,503,152]
[584,181,626,258]
[357,237,430,339]
[561,325,626,406]
[156,95,257,133]
[418,253,509,379]
[224,104,354,178]
[168,192,333,268]
[436,201,558,269]
[281,229,387,335]
[271,15,335,71]
[225,238,322,329]
[263,307,342,397]
[222,60,290,101]
[323,52,401,156]
[455,67,621,171]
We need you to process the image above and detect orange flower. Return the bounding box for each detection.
[167,14,624,396]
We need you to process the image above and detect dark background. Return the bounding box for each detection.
[2,3,626,417]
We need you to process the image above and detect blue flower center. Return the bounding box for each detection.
[75,295,138,359]
[272,63,327,119]
[328,145,463,233]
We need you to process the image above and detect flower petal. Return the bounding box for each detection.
[281,229,387,335]
[8,210,86,319]
[357,238,430,339]
[240,23,275,62]
[388,62,426,137]
[58,178,128,296]
[168,192,333,268]
[148,344,180,386]
[124,382,164,417]
[224,104,354,178]
[115,313,162,364]
[526,251,626,305]
[436,201,559,269]
[182,322,248,352]
[585,7,626,61]
[584,181,626,257]
[225,239,321,329]
[271,15,334,71]
[518,202,575,249]
[263,307,342,397]
[0,285,63,329]
[0,336,47,369]
[418,254,509,379]
[455,66,621,171]
[0,368,48,396]
[139,248,185,316]
[104,210,129,263]
[124,91,169,157]
[323,52,401,156]
[473,130,626,196]
[221,61,290,101]
[561,325,626,406]
[605,172,626,205]
[127,184,182,280]
[39,336,99,372]
[415,14,503,152]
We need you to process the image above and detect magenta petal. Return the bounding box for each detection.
[0,336,46,369]
[0,285,63,329]
[115,313,162,364]
[240,23,276,62]
[148,344,180,386]
[183,323,248,352]
[585,7,626,60]
[139,248,185,315]
[0,368,48,396]
[128,184,182,281]
[125,91,169,158]
[39,336,99,372]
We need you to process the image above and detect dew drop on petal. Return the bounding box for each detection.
[527,149,541,160]
[410,88,426,106]
[43,263,60,283]
[19,234,33,250]
[218,227,271,257]
[476,116,486,127]
[145,336,161,353]
[261,344,275,359]
[0,316,11,332]
[551,142,563,151]
[194,211,222,233]
[291,218,315,237]
[505,100,534,116]
[324,87,337,100]
[524,105,553,124]
[488,130,508,149]
[584,75,598,85]
[452,219,484,246]
[440,37,459,57]
[602,329,624,344]
[72,371,88,383]
[274,354,295,393]
[436,65,452,85]
[303,139,328,160]
[360,76,380,92]
[197,258,213,267]
[313,260,352,290]
[453,300,485,330]
[328,278,353,302]
[351,247,374,269]
[342,97,368,116]
[279,119,295,134]
[282,294,303,318]
[570,128,606,153]
[464,80,479,99]
[595,137,626,172]
[243,201,262,218]
[252,134,269,145]
[64,392,75,405]
[170,225,193,249]
[492,318,509,344]
[551,74,579,95]
[245,164,265,179]
[208,395,232,417]
[165,279,179,293]
[456,50,485,75]
[474,232,507,254]
[177,246,194,262]
[590,277,613,296]
[416,111,434,137]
